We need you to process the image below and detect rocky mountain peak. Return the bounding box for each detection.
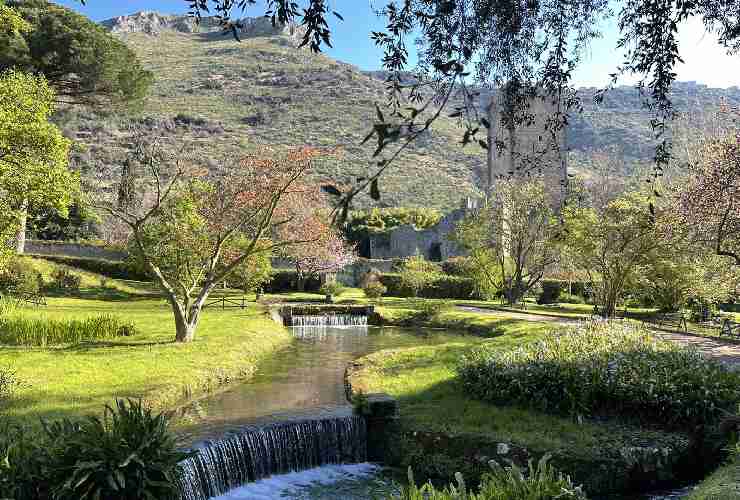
[101,11,306,43]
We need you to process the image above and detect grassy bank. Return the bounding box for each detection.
[687,457,740,499]
[348,316,695,495]
[0,260,291,424]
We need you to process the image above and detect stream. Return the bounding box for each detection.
[173,323,695,500]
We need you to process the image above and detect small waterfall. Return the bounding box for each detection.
[176,415,367,500]
[291,314,368,328]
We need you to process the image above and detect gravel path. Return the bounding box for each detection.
[456,305,740,369]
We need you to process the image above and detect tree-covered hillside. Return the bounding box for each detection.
[55,12,739,210]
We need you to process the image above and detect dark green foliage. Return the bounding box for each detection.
[537,280,589,304]
[458,321,740,429]
[0,259,43,297]
[39,256,150,281]
[0,400,189,500]
[0,365,19,405]
[379,273,477,299]
[344,207,442,244]
[537,281,562,304]
[49,268,81,292]
[0,313,138,346]
[27,202,99,241]
[1,0,153,105]
[265,270,321,293]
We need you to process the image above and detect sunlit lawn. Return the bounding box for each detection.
[0,295,290,425]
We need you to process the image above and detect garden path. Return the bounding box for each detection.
[456,305,740,370]
[456,305,576,324]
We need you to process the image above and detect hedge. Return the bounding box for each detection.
[36,256,150,281]
[379,273,478,299]
[263,270,321,293]
[538,279,591,304]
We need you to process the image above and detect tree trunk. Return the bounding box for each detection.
[169,295,205,343]
[486,96,497,194]
[15,199,27,254]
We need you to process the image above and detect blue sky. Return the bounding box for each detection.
[57,0,739,88]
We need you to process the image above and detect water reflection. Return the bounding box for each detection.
[174,325,458,445]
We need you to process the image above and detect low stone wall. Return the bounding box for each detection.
[24,240,127,261]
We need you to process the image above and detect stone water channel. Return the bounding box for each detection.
[171,314,696,500]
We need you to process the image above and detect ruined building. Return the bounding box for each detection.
[367,89,568,261]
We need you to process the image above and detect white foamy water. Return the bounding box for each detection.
[211,463,383,499]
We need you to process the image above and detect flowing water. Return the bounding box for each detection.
[173,320,465,498]
[174,317,694,500]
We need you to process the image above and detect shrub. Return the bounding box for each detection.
[39,256,150,281]
[50,268,81,292]
[458,320,740,428]
[0,400,190,500]
[558,293,585,304]
[441,257,474,276]
[380,273,477,299]
[0,313,138,346]
[364,280,388,299]
[264,270,321,293]
[537,280,562,304]
[400,255,442,297]
[319,281,345,297]
[0,365,19,405]
[0,259,43,296]
[405,298,452,322]
[401,455,587,500]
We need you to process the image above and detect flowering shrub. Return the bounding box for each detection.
[458,320,740,428]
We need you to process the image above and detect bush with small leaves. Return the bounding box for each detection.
[458,320,740,428]
[364,280,388,299]
[0,259,43,297]
[50,268,81,293]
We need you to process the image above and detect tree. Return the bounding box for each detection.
[0,69,77,266]
[636,252,739,314]
[282,230,355,291]
[563,191,663,317]
[455,178,558,304]
[96,140,333,342]
[677,132,740,265]
[1,0,153,106]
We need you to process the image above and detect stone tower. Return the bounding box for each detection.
[485,88,568,200]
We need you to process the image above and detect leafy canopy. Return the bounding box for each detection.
[0,69,77,265]
[1,0,153,105]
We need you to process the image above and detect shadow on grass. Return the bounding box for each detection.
[59,339,177,352]
[44,287,160,302]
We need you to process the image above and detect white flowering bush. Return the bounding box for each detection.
[458,320,740,427]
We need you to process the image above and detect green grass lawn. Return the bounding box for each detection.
[0,262,292,424]
[688,456,740,500]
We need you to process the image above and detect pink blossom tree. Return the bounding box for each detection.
[283,231,356,291]
[678,132,740,266]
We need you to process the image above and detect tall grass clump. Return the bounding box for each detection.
[0,314,138,346]
[400,455,588,500]
[458,320,740,428]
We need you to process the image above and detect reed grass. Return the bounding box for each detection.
[0,313,137,346]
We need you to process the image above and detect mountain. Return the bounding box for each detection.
[57,12,740,211]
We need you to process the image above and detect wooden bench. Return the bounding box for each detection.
[720,319,740,339]
[650,312,688,333]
